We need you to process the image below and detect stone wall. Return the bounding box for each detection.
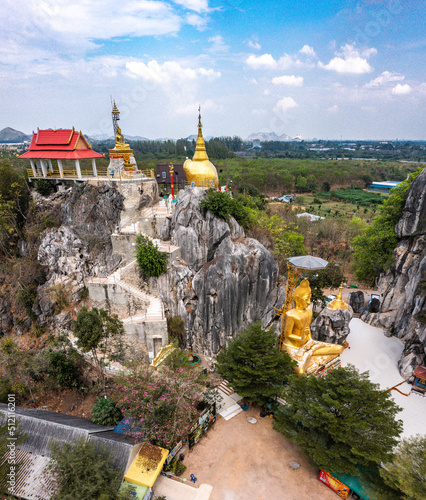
[87,281,148,319]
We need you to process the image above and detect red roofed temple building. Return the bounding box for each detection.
[20,127,104,179]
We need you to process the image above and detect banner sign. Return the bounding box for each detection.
[188,404,216,448]
[319,470,350,499]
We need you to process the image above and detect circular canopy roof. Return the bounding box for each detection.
[288,255,328,270]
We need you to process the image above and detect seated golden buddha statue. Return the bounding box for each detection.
[283,279,343,376]
[115,126,126,146]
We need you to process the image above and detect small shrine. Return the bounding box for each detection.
[411,365,426,396]
[20,128,104,179]
[183,107,218,188]
[108,101,138,174]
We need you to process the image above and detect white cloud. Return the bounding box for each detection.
[274,97,298,114]
[125,59,220,85]
[272,75,303,86]
[246,53,277,69]
[391,84,412,95]
[172,0,209,13]
[327,105,339,112]
[319,44,375,74]
[186,13,209,29]
[365,71,405,88]
[208,35,229,54]
[246,52,304,70]
[248,40,261,50]
[299,45,316,57]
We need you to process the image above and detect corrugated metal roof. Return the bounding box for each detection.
[0,404,145,499]
[0,449,56,500]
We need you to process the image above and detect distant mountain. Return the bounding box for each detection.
[0,127,31,143]
[155,137,175,142]
[245,131,291,142]
[87,134,150,142]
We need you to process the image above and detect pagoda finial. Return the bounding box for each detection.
[111,99,120,136]
[328,285,348,310]
[193,106,209,162]
[197,105,202,138]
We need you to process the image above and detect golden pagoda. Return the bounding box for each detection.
[183,107,219,188]
[327,286,348,310]
[108,102,137,172]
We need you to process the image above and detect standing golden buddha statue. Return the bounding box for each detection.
[283,279,344,376]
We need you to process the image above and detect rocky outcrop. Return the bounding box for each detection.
[349,291,365,313]
[311,305,353,345]
[364,167,426,378]
[158,187,278,355]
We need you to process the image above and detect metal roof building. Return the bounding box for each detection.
[0,403,143,500]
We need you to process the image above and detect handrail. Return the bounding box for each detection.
[26,167,155,180]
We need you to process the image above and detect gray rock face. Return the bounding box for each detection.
[311,305,353,344]
[349,291,365,313]
[40,184,124,280]
[158,187,279,355]
[364,167,426,378]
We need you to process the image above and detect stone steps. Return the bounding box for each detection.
[219,404,243,421]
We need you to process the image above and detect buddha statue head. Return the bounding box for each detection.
[293,279,311,310]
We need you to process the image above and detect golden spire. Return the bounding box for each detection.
[328,286,348,310]
[193,106,209,162]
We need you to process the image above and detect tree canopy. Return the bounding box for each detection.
[48,438,121,500]
[116,365,205,449]
[73,307,124,389]
[380,434,426,500]
[215,322,296,405]
[273,365,403,476]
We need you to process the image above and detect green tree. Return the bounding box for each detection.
[48,438,121,500]
[135,234,167,277]
[0,160,29,256]
[215,323,296,406]
[380,434,426,500]
[273,365,402,476]
[73,308,124,390]
[91,396,123,426]
[352,167,424,285]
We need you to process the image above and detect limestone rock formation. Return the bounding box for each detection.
[158,187,278,355]
[363,167,426,378]
[40,184,124,281]
[349,291,365,313]
[311,305,353,345]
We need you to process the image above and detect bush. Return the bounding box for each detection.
[135,234,167,277]
[163,456,186,476]
[48,438,121,499]
[200,189,255,229]
[48,350,79,388]
[35,179,55,196]
[91,396,123,426]
[0,376,12,403]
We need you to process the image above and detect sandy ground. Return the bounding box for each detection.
[181,407,337,500]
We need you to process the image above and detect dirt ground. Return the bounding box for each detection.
[181,406,337,500]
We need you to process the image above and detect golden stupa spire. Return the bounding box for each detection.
[328,286,348,310]
[193,105,209,162]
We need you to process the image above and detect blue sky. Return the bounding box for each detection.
[1,0,425,140]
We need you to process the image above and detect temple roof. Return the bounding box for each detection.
[20,128,104,159]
